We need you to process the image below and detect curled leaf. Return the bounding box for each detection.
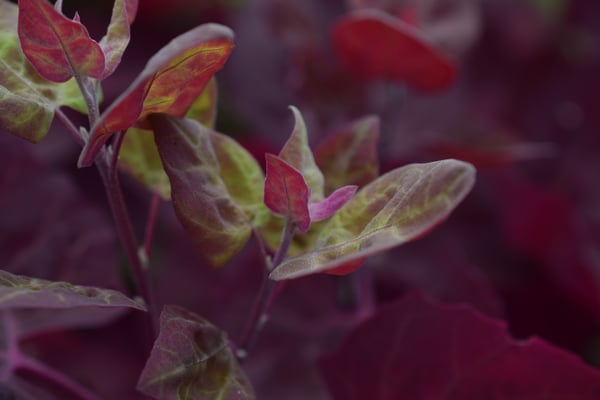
[17,0,105,82]
[79,23,234,167]
[270,159,476,280]
[137,305,255,400]
[99,0,139,78]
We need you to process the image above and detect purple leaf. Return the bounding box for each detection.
[309,185,358,222]
[138,305,255,400]
[151,114,264,266]
[99,0,139,79]
[279,106,325,201]
[320,293,600,399]
[264,153,311,232]
[79,23,234,167]
[314,115,380,194]
[270,159,476,279]
[17,0,105,82]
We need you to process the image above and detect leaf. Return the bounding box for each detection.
[17,0,105,82]
[118,77,220,199]
[319,293,600,399]
[0,1,86,142]
[264,154,311,232]
[0,269,145,310]
[331,10,456,92]
[309,185,358,223]
[118,127,171,199]
[314,115,380,194]
[137,305,255,400]
[79,23,234,167]
[99,0,139,79]
[270,159,476,280]
[279,106,325,202]
[151,114,264,267]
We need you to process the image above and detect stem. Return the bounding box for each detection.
[143,193,161,257]
[96,153,158,338]
[16,355,100,400]
[237,217,295,360]
[55,109,85,147]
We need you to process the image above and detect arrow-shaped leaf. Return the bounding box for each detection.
[151,114,264,267]
[137,305,255,400]
[270,159,476,280]
[79,24,234,167]
[17,0,105,82]
[264,154,311,232]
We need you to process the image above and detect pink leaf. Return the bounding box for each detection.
[331,9,456,92]
[320,293,600,399]
[99,0,139,79]
[264,154,311,232]
[78,23,234,167]
[17,0,105,82]
[309,185,357,222]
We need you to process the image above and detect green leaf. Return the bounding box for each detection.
[137,305,255,400]
[315,115,380,194]
[118,127,171,199]
[0,269,146,310]
[185,76,219,128]
[17,0,105,82]
[0,2,86,142]
[151,114,264,267]
[79,23,234,167]
[279,106,325,202]
[270,159,476,280]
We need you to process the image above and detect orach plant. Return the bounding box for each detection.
[0,0,483,398]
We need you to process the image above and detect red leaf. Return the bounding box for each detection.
[78,23,234,167]
[320,293,600,399]
[264,154,311,232]
[18,0,105,82]
[331,10,456,92]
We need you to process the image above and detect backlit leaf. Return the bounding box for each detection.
[99,0,139,79]
[0,270,145,310]
[279,106,325,202]
[264,154,311,232]
[320,293,600,399]
[151,114,264,267]
[332,10,456,92]
[0,2,86,142]
[137,305,255,400]
[79,23,234,167]
[315,115,380,194]
[118,127,171,199]
[17,0,105,82]
[270,159,475,279]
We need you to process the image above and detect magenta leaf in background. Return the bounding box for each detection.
[79,23,234,167]
[315,115,380,194]
[138,305,255,400]
[17,0,105,83]
[270,159,476,279]
[99,0,139,79]
[309,185,358,222]
[332,9,456,92]
[320,293,600,399]
[151,114,265,267]
[264,153,311,232]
